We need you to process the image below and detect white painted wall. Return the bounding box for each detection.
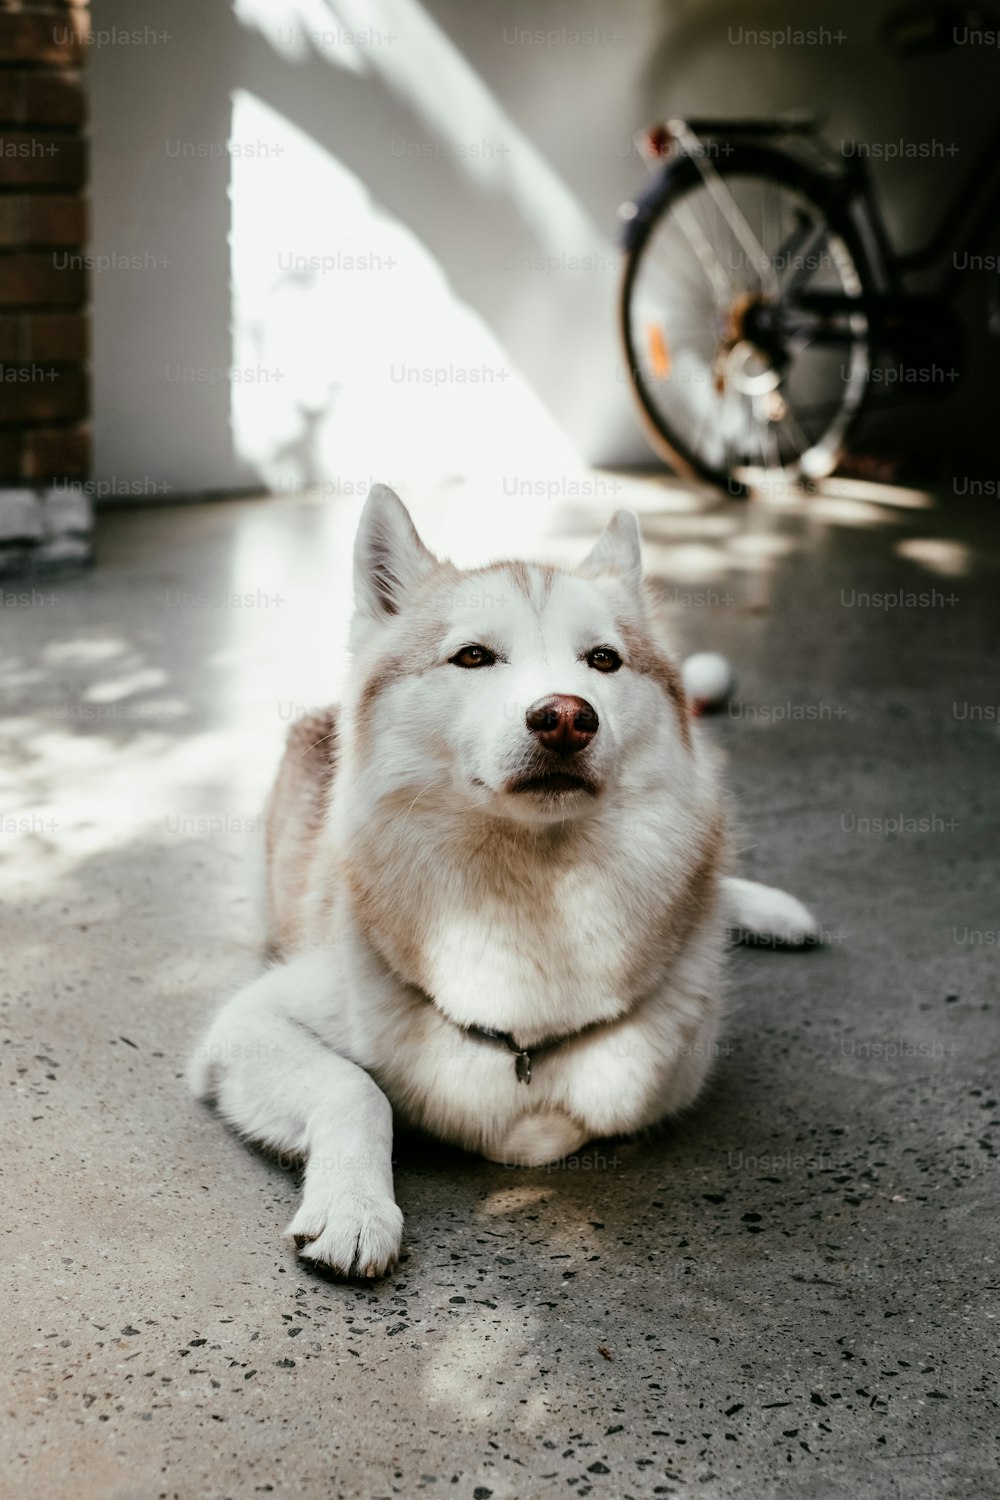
[90,0,998,495]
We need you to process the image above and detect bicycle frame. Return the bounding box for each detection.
[655,111,1000,293]
[633,120,899,304]
[636,113,996,352]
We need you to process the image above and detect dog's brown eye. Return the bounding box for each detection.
[586,647,622,673]
[450,644,497,669]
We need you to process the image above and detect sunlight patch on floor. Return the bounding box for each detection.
[895,535,972,577]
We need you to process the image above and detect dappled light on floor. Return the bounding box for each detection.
[4,473,999,1493]
[895,535,973,577]
[1,471,987,972]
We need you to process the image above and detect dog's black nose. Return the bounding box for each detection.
[525,695,599,756]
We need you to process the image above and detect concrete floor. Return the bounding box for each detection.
[2,475,998,1500]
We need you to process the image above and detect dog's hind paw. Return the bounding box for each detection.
[723,876,820,947]
[485,1108,590,1167]
[287,1191,404,1278]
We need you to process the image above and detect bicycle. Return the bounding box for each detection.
[617,1,998,493]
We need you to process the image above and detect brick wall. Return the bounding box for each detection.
[0,0,91,574]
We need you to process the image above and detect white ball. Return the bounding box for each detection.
[682,651,736,713]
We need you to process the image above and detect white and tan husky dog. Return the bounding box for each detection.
[190,485,816,1277]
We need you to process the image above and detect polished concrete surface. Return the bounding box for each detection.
[2,475,998,1500]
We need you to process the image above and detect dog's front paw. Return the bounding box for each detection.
[287,1191,403,1278]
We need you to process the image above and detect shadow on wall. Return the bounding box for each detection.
[91,0,1000,496]
[93,0,630,497]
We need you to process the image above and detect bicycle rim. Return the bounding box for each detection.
[621,154,871,491]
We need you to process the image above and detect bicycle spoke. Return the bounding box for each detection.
[644,231,717,307]
[761,178,778,275]
[672,199,732,309]
[777,220,832,298]
[690,394,713,459]
[728,389,754,475]
[785,397,862,419]
[779,407,814,456]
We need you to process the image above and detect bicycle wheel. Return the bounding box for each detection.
[620,145,876,491]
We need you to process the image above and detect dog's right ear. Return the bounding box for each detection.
[578,509,643,589]
[353,484,436,621]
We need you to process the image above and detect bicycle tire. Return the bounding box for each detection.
[619,143,881,492]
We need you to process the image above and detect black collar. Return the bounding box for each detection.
[466,1024,537,1083]
[460,1014,615,1085]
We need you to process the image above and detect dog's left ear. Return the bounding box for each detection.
[353,484,436,620]
[579,509,643,588]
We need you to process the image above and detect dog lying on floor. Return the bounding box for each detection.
[189,485,816,1276]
